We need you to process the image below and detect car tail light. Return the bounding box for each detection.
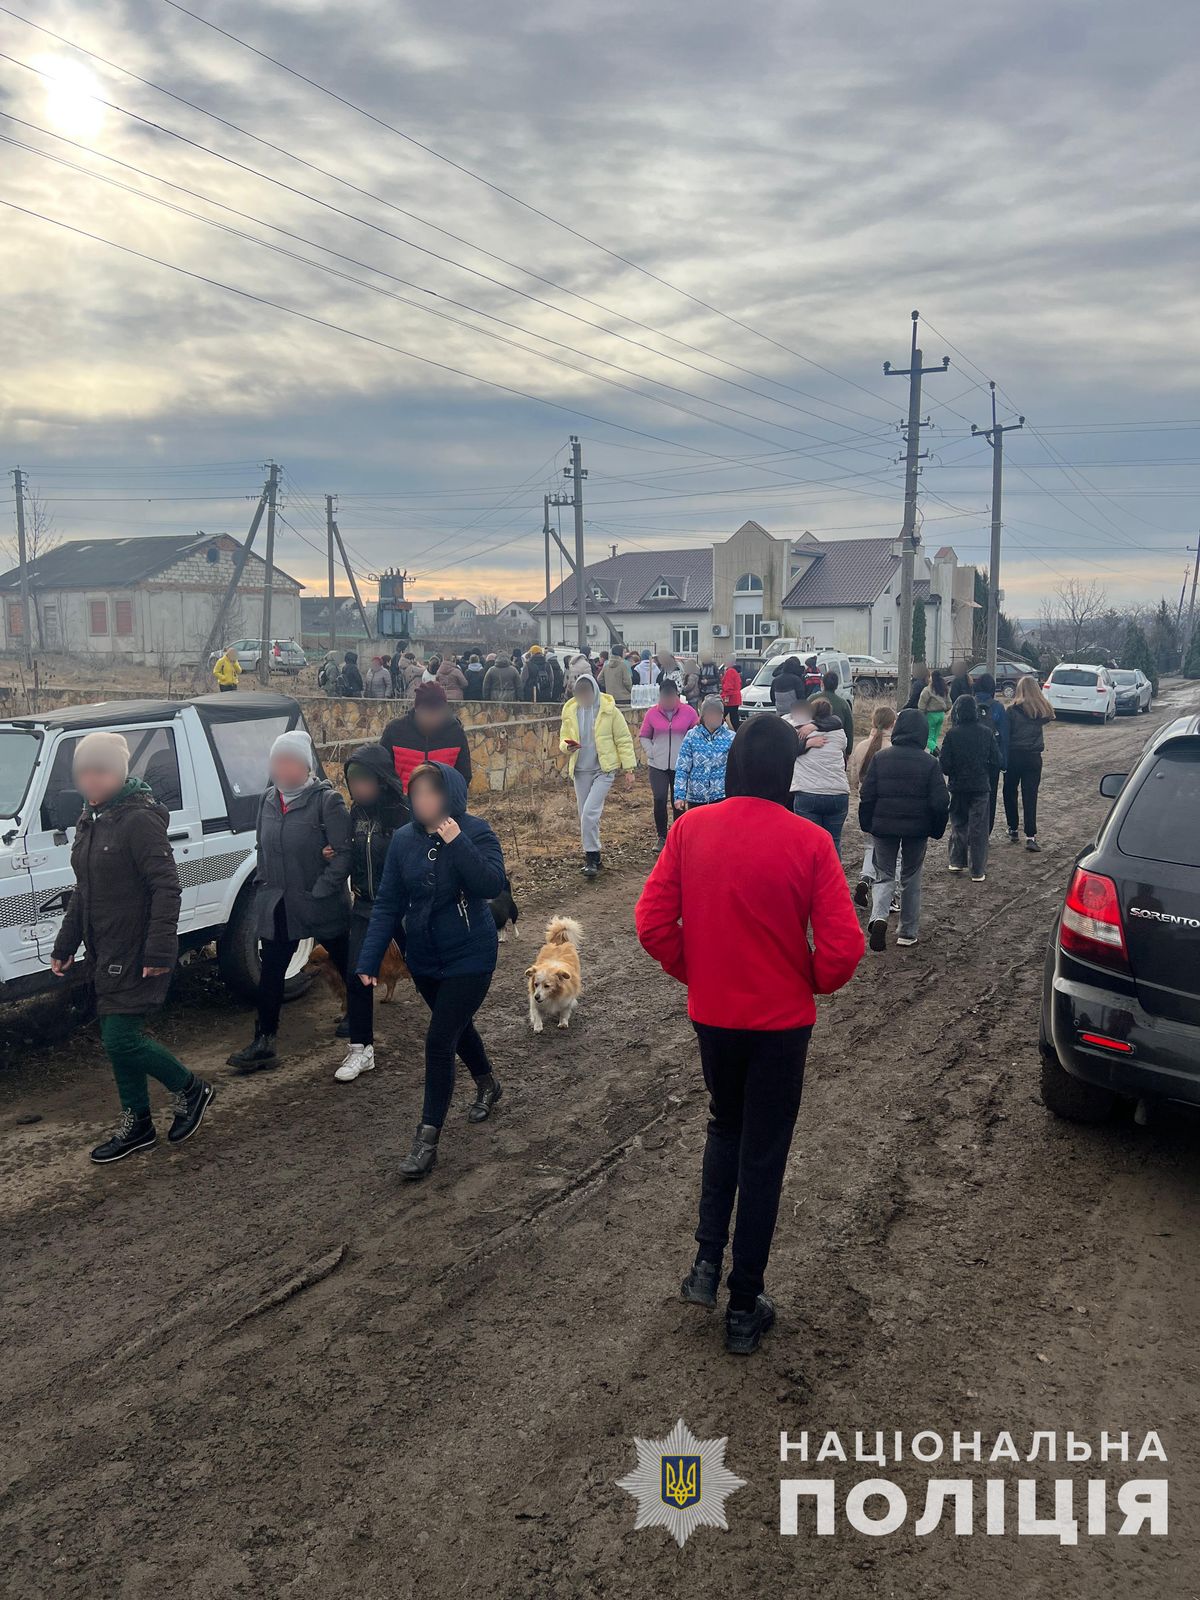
[1060,867,1128,970]
[1079,1032,1133,1054]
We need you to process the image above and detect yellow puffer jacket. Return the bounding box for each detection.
[213,655,241,687]
[559,692,637,777]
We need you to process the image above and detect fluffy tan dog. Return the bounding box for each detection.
[525,916,583,1032]
[308,940,407,1004]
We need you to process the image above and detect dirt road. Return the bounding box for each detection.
[2,693,1198,1598]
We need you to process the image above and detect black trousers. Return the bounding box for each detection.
[725,706,742,730]
[257,903,349,1036]
[411,971,494,1127]
[987,768,1000,834]
[648,766,677,843]
[344,910,376,1045]
[1003,751,1042,837]
[693,1021,812,1306]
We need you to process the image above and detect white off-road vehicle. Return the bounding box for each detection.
[0,692,317,1006]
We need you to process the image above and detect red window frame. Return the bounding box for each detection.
[89,599,109,636]
[114,599,134,636]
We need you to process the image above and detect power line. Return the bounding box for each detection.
[157,0,902,421]
[0,20,896,442]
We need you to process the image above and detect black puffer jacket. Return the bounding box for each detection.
[858,709,950,840]
[344,743,410,907]
[51,783,181,1016]
[939,720,1001,797]
[253,780,352,941]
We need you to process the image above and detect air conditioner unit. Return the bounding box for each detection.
[712,623,731,638]
[759,621,782,638]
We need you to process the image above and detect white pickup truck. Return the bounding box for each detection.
[0,692,316,1006]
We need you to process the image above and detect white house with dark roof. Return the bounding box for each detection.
[533,521,974,663]
[0,533,302,664]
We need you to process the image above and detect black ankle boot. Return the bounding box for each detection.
[168,1077,215,1144]
[399,1123,439,1180]
[725,1293,776,1355]
[90,1109,157,1165]
[227,1032,278,1073]
[680,1258,720,1308]
[468,1074,502,1123]
[581,851,599,879]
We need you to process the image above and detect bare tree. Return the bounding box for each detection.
[1039,578,1109,659]
[475,593,501,616]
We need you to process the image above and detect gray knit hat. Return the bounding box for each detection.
[72,731,130,782]
[701,695,725,717]
[269,729,316,770]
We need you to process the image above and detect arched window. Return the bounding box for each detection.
[734,572,763,593]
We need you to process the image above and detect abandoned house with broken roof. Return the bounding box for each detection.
[0,533,302,665]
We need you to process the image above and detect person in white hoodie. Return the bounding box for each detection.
[786,696,850,853]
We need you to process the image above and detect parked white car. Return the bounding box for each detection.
[208,638,308,675]
[0,693,317,1006]
[742,649,855,715]
[1044,663,1118,723]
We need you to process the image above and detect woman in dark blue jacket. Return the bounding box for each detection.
[356,761,506,1179]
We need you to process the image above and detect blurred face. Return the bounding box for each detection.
[659,689,680,711]
[75,765,124,808]
[575,679,595,706]
[347,769,381,804]
[270,753,311,793]
[409,774,445,827]
[414,703,442,734]
[702,705,723,731]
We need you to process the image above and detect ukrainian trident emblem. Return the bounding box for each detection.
[618,1419,745,1547]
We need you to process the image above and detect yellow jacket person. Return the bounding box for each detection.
[559,672,636,878]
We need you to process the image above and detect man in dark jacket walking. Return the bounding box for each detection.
[380,682,473,791]
[339,652,364,697]
[821,670,855,752]
[858,707,949,951]
[939,696,1000,881]
[50,732,215,1163]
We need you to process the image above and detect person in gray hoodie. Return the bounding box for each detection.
[227,730,352,1073]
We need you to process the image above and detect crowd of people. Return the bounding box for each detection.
[59,645,1054,1355]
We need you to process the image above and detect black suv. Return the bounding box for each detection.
[1039,714,1200,1121]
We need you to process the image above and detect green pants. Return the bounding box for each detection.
[99,1014,192,1117]
[926,710,945,751]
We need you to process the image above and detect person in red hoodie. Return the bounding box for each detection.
[380,682,472,792]
[720,661,743,729]
[635,714,864,1354]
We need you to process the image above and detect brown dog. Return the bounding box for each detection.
[526,916,583,1032]
[308,940,407,1004]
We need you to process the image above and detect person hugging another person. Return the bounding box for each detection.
[355,762,507,1181]
[786,696,850,852]
[51,732,216,1164]
[918,671,951,752]
[673,696,735,812]
[560,670,637,877]
[939,695,1000,883]
[638,678,699,850]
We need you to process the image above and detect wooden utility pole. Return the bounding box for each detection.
[1184,538,1200,667]
[258,461,280,685]
[884,313,948,705]
[972,382,1024,676]
[198,479,269,669]
[10,466,33,671]
[326,493,338,655]
[543,493,553,648]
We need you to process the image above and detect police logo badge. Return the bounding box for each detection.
[617,1418,745,1547]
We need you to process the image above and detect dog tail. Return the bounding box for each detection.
[544,915,582,948]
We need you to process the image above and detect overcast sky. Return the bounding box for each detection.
[2,0,1198,618]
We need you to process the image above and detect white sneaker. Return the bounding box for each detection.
[948,865,965,874]
[896,934,919,948]
[971,874,987,883]
[335,1045,375,1082]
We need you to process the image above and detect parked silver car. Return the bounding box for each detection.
[208,638,307,675]
[1111,668,1154,714]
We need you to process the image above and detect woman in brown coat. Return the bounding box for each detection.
[50,732,215,1164]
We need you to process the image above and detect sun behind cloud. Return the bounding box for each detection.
[35,54,106,140]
